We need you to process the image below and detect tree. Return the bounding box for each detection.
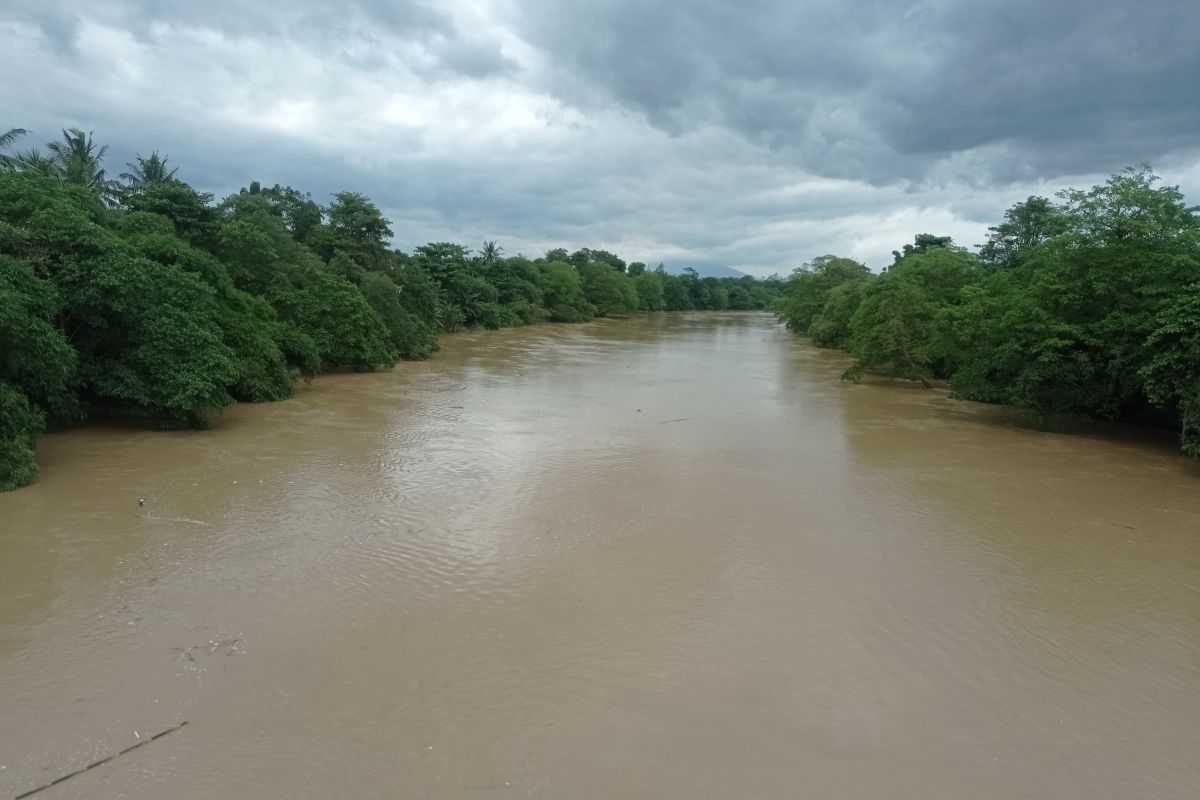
[118,210,296,403]
[661,273,692,310]
[0,176,241,426]
[537,260,594,322]
[412,242,501,328]
[977,196,1065,268]
[0,255,77,417]
[940,167,1200,425]
[270,267,394,370]
[0,127,28,170]
[0,128,27,149]
[844,244,980,385]
[307,191,393,271]
[217,189,392,371]
[775,255,870,333]
[46,128,120,205]
[267,186,323,243]
[0,254,78,490]
[808,280,868,348]
[479,240,503,265]
[891,233,953,265]
[578,261,637,316]
[634,271,665,310]
[485,255,544,325]
[1141,282,1200,455]
[1058,164,1198,247]
[358,271,438,360]
[120,151,178,187]
[327,191,392,245]
[0,381,43,491]
[124,179,221,250]
[3,148,58,177]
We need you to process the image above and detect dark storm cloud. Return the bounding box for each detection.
[5,0,516,79]
[10,0,452,45]
[511,0,1200,181]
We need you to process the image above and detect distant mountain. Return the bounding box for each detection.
[657,260,749,279]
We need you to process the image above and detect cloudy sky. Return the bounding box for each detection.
[2,0,1198,274]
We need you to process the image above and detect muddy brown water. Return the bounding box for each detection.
[1,312,1198,799]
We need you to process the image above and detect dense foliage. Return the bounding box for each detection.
[0,127,779,489]
[775,166,1200,455]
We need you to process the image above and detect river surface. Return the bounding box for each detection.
[1,312,1198,799]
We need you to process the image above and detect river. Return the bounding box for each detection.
[1,312,1198,799]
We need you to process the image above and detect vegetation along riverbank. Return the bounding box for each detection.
[0,127,782,491]
[774,166,1200,458]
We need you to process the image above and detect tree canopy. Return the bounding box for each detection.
[775,166,1200,455]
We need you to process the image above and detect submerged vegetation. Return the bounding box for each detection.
[0,127,781,490]
[774,166,1200,456]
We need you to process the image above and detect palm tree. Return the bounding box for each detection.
[479,240,504,265]
[0,127,28,170]
[1,127,27,148]
[1,128,56,177]
[120,151,178,187]
[8,148,58,177]
[46,128,120,204]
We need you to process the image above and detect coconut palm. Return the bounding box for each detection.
[121,151,178,187]
[479,240,504,265]
[0,127,27,149]
[8,148,58,177]
[0,127,28,170]
[46,128,120,204]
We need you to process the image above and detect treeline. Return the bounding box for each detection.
[775,166,1200,456]
[0,127,780,490]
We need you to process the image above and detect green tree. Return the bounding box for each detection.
[0,127,29,170]
[774,255,870,333]
[634,270,665,310]
[943,167,1200,425]
[479,240,503,265]
[307,191,393,272]
[844,244,980,385]
[977,196,1065,268]
[124,179,221,250]
[661,273,692,310]
[413,242,501,329]
[578,261,637,316]
[118,211,296,403]
[0,381,43,491]
[1141,283,1200,455]
[808,280,868,348]
[357,270,439,360]
[46,128,120,205]
[0,254,77,417]
[537,260,594,322]
[484,255,544,325]
[0,254,79,489]
[0,175,240,426]
[891,233,952,265]
[218,191,392,370]
[120,152,178,187]
[0,128,27,149]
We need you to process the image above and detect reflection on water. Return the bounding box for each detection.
[1,312,1198,799]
